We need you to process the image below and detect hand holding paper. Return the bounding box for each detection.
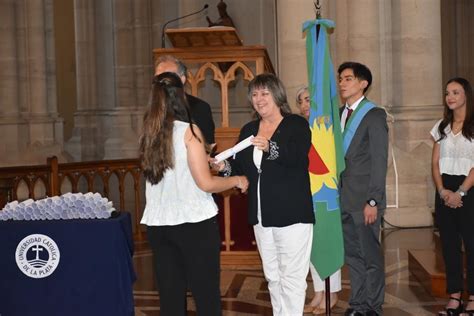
[214,135,254,163]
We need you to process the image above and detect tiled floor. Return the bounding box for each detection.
[133,227,449,315]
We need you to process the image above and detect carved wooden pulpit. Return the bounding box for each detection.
[153,27,275,267]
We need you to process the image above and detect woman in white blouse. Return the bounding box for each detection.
[431,77,474,316]
[139,72,248,316]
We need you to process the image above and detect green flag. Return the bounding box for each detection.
[303,18,345,280]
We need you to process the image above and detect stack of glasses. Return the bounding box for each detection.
[0,192,116,221]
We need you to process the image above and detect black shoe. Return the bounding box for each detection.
[344,308,365,316]
[438,296,463,316]
[366,310,380,316]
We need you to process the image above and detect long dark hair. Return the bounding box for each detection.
[139,72,198,184]
[247,73,292,119]
[437,77,474,141]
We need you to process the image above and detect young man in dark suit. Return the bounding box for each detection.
[338,62,388,316]
[154,55,216,146]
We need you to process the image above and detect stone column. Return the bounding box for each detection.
[102,0,151,160]
[0,0,19,117]
[65,0,103,161]
[0,0,22,164]
[276,0,322,110]
[114,0,144,109]
[74,0,98,111]
[24,0,63,153]
[0,0,64,167]
[99,0,152,220]
[334,0,382,102]
[382,0,443,227]
[66,0,151,161]
[22,0,49,116]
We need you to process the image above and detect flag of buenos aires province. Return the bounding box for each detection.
[303,18,345,280]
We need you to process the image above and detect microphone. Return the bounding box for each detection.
[161,4,209,48]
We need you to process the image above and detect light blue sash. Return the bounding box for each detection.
[342,98,375,155]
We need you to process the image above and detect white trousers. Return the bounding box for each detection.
[254,222,313,316]
[309,263,342,292]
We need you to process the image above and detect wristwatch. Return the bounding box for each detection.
[367,199,378,207]
[456,187,467,197]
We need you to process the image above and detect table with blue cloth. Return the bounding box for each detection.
[0,212,136,316]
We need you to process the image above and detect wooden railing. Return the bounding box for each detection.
[0,156,145,238]
[0,157,261,267]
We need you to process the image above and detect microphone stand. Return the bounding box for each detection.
[161,4,209,48]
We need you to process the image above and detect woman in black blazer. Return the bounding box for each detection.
[216,73,314,315]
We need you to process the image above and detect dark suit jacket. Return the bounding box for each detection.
[186,94,215,144]
[231,114,315,227]
[339,104,388,215]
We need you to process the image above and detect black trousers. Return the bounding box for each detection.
[342,210,385,314]
[435,174,474,295]
[147,216,221,316]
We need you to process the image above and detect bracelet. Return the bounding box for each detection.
[438,188,446,196]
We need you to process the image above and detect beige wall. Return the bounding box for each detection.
[53,0,76,141]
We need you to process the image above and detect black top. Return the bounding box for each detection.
[230,114,315,227]
[186,93,215,144]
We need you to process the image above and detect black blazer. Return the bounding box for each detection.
[339,103,388,213]
[186,93,215,144]
[231,114,315,227]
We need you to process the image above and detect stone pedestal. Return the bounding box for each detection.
[65,108,143,161]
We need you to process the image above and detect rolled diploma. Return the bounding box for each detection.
[214,135,254,163]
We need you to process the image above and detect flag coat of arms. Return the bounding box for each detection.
[302,18,345,280]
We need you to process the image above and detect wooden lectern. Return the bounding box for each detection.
[153,27,275,267]
[165,26,243,48]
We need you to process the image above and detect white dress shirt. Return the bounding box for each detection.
[341,95,365,132]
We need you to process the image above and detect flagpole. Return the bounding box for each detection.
[314,0,321,18]
[325,278,331,316]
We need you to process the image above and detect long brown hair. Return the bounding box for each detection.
[437,77,474,141]
[139,72,198,184]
